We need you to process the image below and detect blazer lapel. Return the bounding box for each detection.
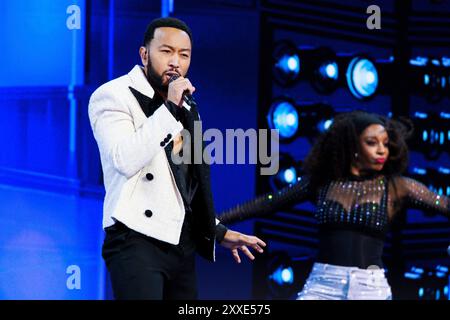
[129,86,161,118]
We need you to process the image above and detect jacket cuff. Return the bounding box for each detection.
[215,223,228,244]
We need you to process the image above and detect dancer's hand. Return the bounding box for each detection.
[219,230,266,263]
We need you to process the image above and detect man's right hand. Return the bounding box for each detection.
[167,76,196,107]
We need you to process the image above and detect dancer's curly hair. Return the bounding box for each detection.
[303,110,414,192]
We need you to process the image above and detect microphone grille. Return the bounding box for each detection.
[168,74,180,83]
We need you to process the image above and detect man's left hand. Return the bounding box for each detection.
[219,230,266,263]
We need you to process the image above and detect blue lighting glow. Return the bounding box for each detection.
[410,57,428,66]
[268,101,299,139]
[419,288,424,297]
[404,272,421,279]
[324,119,334,130]
[411,267,424,274]
[440,112,450,119]
[436,265,449,273]
[277,54,300,75]
[271,266,294,285]
[281,268,294,283]
[282,168,297,184]
[161,0,174,17]
[415,112,428,119]
[438,167,450,175]
[0,1,85,86]
[317,119,334,133]
[412,168,427,175]
[320,62,338,79]
[346,57,379,99]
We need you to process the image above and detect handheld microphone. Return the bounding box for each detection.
[168,74,197,108]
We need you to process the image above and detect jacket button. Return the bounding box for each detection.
[167,133,172,139]
[160,141,165,147]
[164,137,170,143]
[144,210,153,218]
[146,173,154,181]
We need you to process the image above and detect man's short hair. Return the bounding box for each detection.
[143,17,193,47]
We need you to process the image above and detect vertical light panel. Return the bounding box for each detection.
[161,0,174,17]
[0,0,85,86]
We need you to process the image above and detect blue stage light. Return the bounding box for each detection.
[277,55,300,75]
[419,288,424,297]
[415,112,428,119]
[281,267,294,283]
[270,266,294,285]
[268,101,299,139]
[317,119,334,133]
[404,272,421,279]
[270,154,302,190]
[282,167,297,184]
[412,167,427,175]
[440,112,450,119]
[346,57,379,99]
[436,265,449,272]
[321,62,338,80]
[312,48,340,94]
[273,41,302,86]
[411,267,424,274]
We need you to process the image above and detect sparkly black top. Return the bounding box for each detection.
[219,173,449,268]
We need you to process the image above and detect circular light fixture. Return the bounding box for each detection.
[267,100,299,139]
[273,41,301,87]
[311,48,340,94]
[346,56,379,100]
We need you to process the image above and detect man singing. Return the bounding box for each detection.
[88,17,265,299]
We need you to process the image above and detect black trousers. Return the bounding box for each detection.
[102,219,198,300]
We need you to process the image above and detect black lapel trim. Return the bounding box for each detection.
[129,86,160,117]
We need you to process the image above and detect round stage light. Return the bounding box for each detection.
[273,41,301,87]
[322,62,338,79]
[278,55,300,74]
[346,57,379,99]
[267,100,299,139]
[269,153,302,191]
[267,252,297,298]
[282,167,297,185]
[311,48,340,94]
[317,118,334,133]
[270,266,294,285]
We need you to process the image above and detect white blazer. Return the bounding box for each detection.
[89,65,196,245]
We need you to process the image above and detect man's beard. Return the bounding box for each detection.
[146,58,168,94]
